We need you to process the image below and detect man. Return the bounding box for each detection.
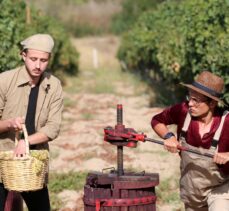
[151,71,229,211]
[0,34,63,211]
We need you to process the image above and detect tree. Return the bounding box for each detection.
[0,0,79,76]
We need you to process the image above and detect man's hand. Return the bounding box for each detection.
[14,139,27,157]
[164,136,180,153]
[213,152,229,165]
[8,117,24,131]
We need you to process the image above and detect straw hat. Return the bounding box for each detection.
[20,34,54,53]
[181,71,224,103]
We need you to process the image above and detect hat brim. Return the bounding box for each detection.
[180,82,224,104]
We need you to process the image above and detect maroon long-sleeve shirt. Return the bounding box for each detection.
[151,101,229,174]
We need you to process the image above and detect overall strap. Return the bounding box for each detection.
[211,110,229,150]
[180,111,192,140]
[182,112,192,132]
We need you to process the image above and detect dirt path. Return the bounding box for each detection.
[49,36,183,211]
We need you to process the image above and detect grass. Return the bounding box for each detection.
[49,192,63,211]
[48,171,88,210]
[157,176,184,210]
[49,149,60,160]
[63,96,76,108]
[64,67,147,96]
[81,112,94,120]
[49,171,88,193]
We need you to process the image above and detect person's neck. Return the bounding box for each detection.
[198,111,214,126]
[29,77,40,87]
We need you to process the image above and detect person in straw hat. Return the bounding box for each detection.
[151,71,229,211]
[0,34,63,211]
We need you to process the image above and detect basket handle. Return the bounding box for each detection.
[15,124,30,155]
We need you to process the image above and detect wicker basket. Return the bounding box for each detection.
[0,125,49,192]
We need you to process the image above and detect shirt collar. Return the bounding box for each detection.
[17,65,51,91]
[17,66,31,86]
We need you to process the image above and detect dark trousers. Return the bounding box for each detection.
[0,183,7,211]
[0,183,50,211]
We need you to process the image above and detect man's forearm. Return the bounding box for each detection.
[28,132,50,145]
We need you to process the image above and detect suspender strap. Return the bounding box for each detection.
[182,112,192,132]
[179,111,191,141]
[211,110,229,149]
[180,109,228,151]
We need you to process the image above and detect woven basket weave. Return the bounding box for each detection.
[0,125,49,192]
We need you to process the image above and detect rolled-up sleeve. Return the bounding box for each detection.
[0,74,7,119]
[0,88,4,119]
[38,80,63,140]
[151,102,187,129]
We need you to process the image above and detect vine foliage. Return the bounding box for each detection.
[0,0,79,76]
[118,0,229,104]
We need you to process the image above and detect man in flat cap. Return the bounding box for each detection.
[151,71,229,211]
[0,34,63,211]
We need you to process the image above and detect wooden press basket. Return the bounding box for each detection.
[0,125,49,192]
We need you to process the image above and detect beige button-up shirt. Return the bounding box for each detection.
[0,66,63,151]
